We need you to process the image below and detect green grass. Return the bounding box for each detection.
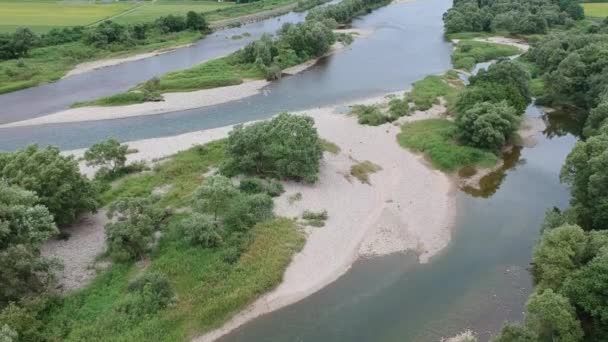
[408,72,463,111]
[72,92,149,108]
[100,141,225,207]
[113,0,233,26]
[0,30,201,95]
[452,40,521,71]
[40,140,305,340]
[582,3,608,18]
[319,138,341,155]
[0,0,135,33]
[350,160,382,184]
[41,217,304,341]
[397,119,498,172]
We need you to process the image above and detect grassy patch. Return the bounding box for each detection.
[452,40,520,71]
[72,92,149,108]
[0,30,201,95]
[397,119,498,172]
[409,74,454,111]
[582,3,608,18]
[41,217,304,341]
[41,139,305,340]
[113,0,233,26]
[0,0,135,33]
[351,104,392,126]
[319,138,340,155]
[99,141,225,207]
[350,160,382,184]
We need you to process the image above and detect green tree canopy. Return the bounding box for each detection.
[84,138,128,176]
[456,101,520,150]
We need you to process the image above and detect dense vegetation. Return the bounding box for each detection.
[0,113,324,340]
[443,0,585,35]
[443,2,608,338]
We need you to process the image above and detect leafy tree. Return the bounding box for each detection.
[532,224,587,291]
[179,213,222,247]
[0,145,98,226]
[84,138,128,176]
[193,175,238,221]
[583,102,608,138]
[456,101,520,150]
[185,11,208,31]
[470,61,531,105]
[560,133,608,230]
[223,193,274,231]
[0,302,43,341]
[525,289,583,342]
[105,197,167,262]
[222,113,323,183]
[493,324,537,342]
[156,15,187,33]
[563,252,608,334]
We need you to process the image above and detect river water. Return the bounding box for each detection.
[0,0,581,340]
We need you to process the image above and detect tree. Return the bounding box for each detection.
[560,133,608,230]
[193,176,238,222]
[525,289,583,342]
[179,213,222,247]
[493,324,537,342]
[0,145,98,226]
[456,101,520,150]
[222,113,323,183]
[105,197,167,261]
[583,102,608,138]
[11,28,37,58]
[186,11,208,31]
[84,138,128,177]
[532,224,587,291]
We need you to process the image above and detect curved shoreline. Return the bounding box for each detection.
[0,32,365,129]
[66,92,455,341]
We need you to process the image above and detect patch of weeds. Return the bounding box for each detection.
[288,192,302,204]
[320,138,341,155]
[350,161,382,184]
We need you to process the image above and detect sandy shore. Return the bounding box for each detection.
[1,80,270,129]
[2,34,366,130]
[473,36,529,52]
[64,43,195,79]
[64,93,454,338]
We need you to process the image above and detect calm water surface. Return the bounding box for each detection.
[0,0,453,150]
[218,105,580,342]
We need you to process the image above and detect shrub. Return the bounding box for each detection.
[0,145,98,226]
[350,161,382,184]
[238,177,284,197]
[223,193,274,231]
[455,101,520,150]
[179,213,222,247]
[222,113,323,183]
[105,197,167,262]
[84,138,129,177]
[388,96,410,118]
[302,210,328,220]
[351,105,390,126]
[116,272,174,317]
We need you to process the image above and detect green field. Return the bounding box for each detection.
[0,0,235,33]
[582,3,608,18]
[113,0,233,25]
[0,0,135,33]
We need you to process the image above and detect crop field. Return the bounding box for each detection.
[0,0,234,33]
[0,0,134,33]
[582,3,608,18]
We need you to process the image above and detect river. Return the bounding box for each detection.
[0,0,581,340]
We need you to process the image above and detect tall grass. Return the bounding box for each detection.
[397,119,498,171]
[452,40,520,71]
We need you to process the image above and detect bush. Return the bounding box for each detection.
[0,302,43,341]
[302,210,328,220]
[223,193,274,231]
[179,213,222,247]
[238,177,284,197]
[84,138,129,177]
[222,113,323,183]
[455,101,520,150]
[0,145,98,226]
[105,197,168,262]
[388,96,410,118]
[351,104,390,126]
[116,272,174,317]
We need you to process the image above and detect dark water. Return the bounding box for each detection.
[0,0,453,151]
[218,105,580,342]
[0,7,325,124]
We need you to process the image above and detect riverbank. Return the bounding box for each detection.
[63,93,455,340]
[0,31,367,129]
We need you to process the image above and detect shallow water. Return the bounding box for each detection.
[217,105,580,342]
[0,0,453,151]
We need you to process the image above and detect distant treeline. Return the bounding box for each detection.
[0,11,209,61]
[443,0,584,35]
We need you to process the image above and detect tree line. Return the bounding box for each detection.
[0,11,209,61]
[443,0,584,35]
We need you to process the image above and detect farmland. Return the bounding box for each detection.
[0,0,235,33]
[582,3,608,18]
